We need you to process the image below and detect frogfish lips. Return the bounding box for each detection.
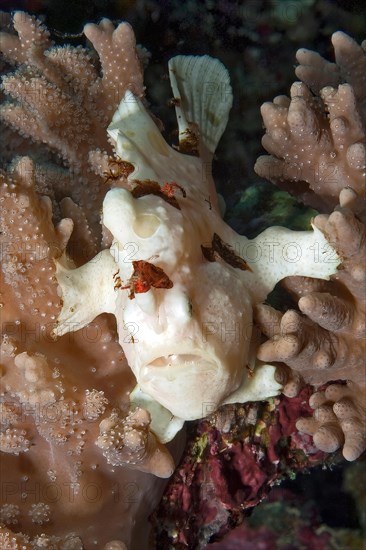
[139,353,226,420]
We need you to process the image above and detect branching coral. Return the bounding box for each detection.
[0,156,169,548]
[0,12,167,550]
[254,31,366,462]
[255,31,366,218]
[0,11,144,248]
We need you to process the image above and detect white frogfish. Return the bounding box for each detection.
[53,55,340,455]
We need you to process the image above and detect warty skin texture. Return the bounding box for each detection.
[54,54,340,446]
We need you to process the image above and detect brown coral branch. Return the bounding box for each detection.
[0,12,144,244]
[0,14,169,549]
[255,32,366,219]
[254,31,366,463]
